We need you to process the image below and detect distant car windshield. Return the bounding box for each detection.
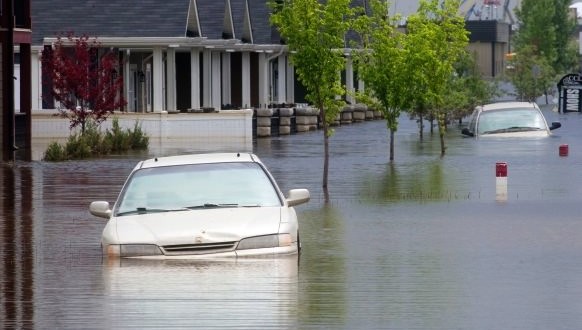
[477,108,546,135]
[115,162,282,215]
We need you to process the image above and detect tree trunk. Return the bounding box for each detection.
[389,128,395,162]
[419,113,424,141]
[321,107,330,203]
[430,117,434,134]
[438,113,446,156]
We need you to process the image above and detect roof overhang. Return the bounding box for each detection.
[41,36,286,53]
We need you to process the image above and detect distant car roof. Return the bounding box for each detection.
[480,102,539,112]
[138,153,257,169]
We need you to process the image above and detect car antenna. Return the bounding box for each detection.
[237,153,240,157]
[154,157,158,162]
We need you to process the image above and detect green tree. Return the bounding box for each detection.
[270,0,354,202]
[353,0,408,162]
[553,0,579,72]
[405,0,469,156]
[449,51,498,122]
[507,45,555,102]
[514,0,578,73]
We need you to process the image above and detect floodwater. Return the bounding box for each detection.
[3,108,582,329]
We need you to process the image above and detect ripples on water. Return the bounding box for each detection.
[3,110,582,329]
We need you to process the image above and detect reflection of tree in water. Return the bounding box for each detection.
[362,161,461,202]
[298,205,347,327]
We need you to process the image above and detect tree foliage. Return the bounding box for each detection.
[507,45,555,102]
[270,0,355,202]
[353,0,408,162]
[404,0,469,156]
[514,0,578,74]
[41,33,125,133]
[448,51,498,121]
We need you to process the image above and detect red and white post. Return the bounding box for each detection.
[495,162,508,202]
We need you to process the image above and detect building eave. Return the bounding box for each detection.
[41,36,285,53]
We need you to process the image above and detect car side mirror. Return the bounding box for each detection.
[286,189,310,207]
[461,128,474,137]
[90,201,112,219]
[550,122,561,130]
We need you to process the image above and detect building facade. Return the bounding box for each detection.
[29,0,517,116]
[30,0,359,114]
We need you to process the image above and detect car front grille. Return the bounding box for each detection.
[161,241,237,255]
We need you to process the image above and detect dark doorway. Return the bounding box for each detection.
[176,52,191,111]
[230,52,242,107]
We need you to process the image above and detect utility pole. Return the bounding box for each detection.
[1,0,15,161]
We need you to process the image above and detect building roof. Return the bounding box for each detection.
[31,0,277,45]
[31,0,523,47]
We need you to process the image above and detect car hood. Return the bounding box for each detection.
[113,207,283,246]
[478,130,550,138]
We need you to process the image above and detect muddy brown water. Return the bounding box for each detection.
[3,110,582,329]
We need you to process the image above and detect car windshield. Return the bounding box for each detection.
[115,162,282,216]
[477,108,546,135]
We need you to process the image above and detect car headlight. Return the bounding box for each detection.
[105,244,163,257]
[237,234,293,250]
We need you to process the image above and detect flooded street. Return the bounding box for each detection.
[3,109,582,329]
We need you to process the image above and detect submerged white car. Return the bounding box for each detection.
[89,153,310,259]
[461,101,561,138]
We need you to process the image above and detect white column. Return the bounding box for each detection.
[258,52,268,108]
[202,49,212,108]
[222,53,231,106]
[31,51,41,110]
[152,47,164,112]
[191,49,200,109]
[346,57,354,104]
[123,50,131,112]
[286,62,294,104]
[242,52,251,108]
[277,55,286,104]
[211,51,222,110]
[358,78,365,94]
[166,48,176,111]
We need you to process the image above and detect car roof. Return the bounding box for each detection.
[137,153,258,169]
[479,101,539,112]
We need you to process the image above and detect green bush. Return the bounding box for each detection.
[105,118,131,152]
[43,142,67,161]
[82,121,109,155]
[43,118,149,161]
[65,133,92,159]
[129,121,149,150]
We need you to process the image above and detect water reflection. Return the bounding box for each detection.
[298,206,347,328]
[1,164,34,329]
[4,114,582,329]
[103,257,299,329]
[361,162,457,202]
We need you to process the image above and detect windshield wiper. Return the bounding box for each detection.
[116,207,189,216]
[482,126,542,134]
[117,203,256,215]
[185,203,239,209]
